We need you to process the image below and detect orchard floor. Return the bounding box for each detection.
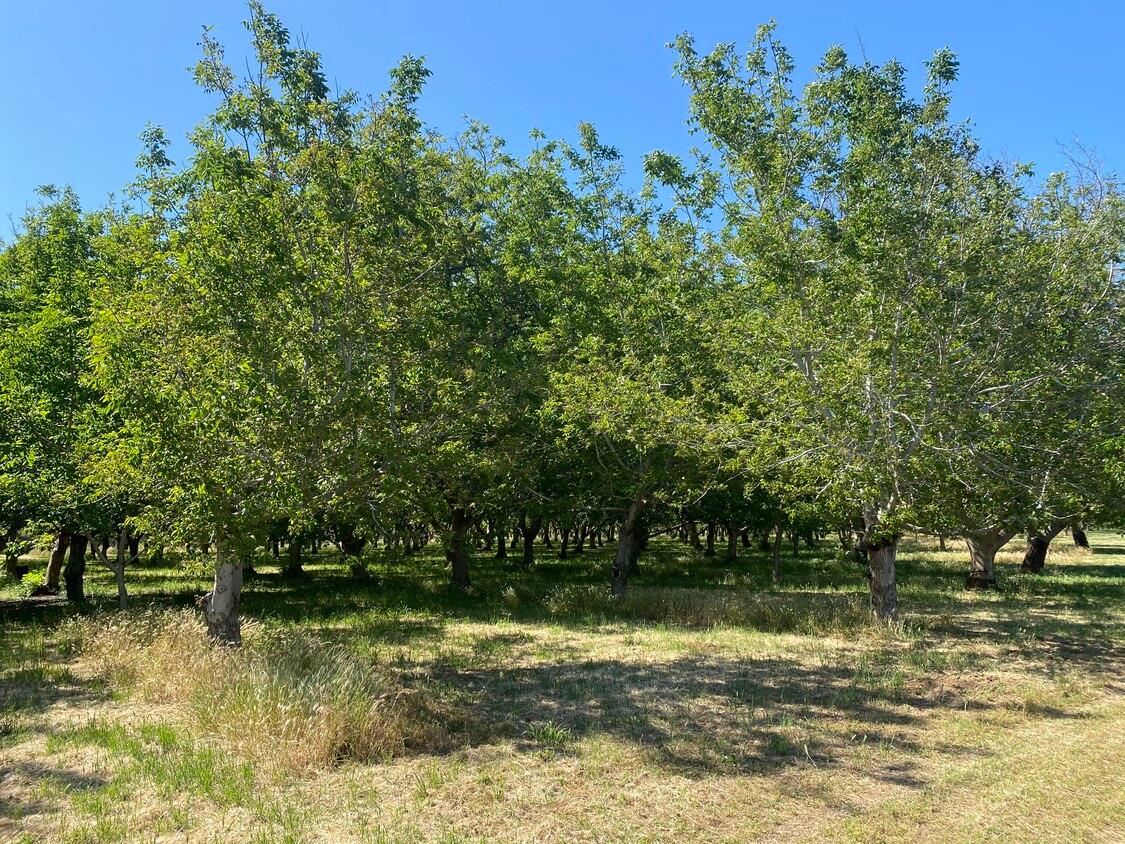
[2,531,1123,843]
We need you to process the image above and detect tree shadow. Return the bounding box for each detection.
[414,652,1033,784]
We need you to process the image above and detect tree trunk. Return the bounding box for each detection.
[704,522,716,557]
[740,528,751,549]
[285,539,303,575]
[495,528,508,559]
[1073,527,1090,549]
[558,527,570,559]
[938,535,947,552]
[574,524,587,555]
[45,530,71,592]
[965,529,1015,589]
[113,532,129,609]
[688,521,702,550]
[610,497,645,598]
[63,535,88,602]
[1019,535,1049,574]
[771,522,782,585]
[448,507,471,588]
[1020,520,1068,573]
[628,519,648,576]
[725,522,738,561]
[519,514,542,570]
[1,526,21,577]
[203,541,243,646]
[867,537,899,621]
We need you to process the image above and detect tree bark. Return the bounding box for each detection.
[519,514,542,570]
[203,541,243,646]
[771,522,782,585]
[1020,520,1068,573]
[1072,527,1090,549]
[704,521,716,557]
[285,538,303,576]
[964,529,1015,589]
[45,530,71,592]
[725,522,738,561]
[1,526,21,577]
[448,507,471,588]
[495,527,508,559]
[610,497,645,598]
[112,532,129,609]
[573,524,587,554]
[867,537,899,621]
[687,521,702,550]
[63,535,88,602]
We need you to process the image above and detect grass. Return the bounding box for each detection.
[1,530,1123,842]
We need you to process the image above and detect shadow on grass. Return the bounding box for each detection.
[415,651,1059,784]
[0,761,110,829]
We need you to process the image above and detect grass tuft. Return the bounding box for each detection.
[67,609,454,769]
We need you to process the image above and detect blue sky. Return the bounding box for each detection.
[2,1,1122,227]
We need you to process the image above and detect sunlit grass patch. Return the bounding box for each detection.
[66,609,458,770]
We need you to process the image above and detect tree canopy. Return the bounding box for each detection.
[2,5,1122,638]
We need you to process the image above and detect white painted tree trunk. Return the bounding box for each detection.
[203,541,243,646]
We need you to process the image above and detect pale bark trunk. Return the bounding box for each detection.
[203,542,243,646]
[964,529,1015,589]
[45,530,71,592]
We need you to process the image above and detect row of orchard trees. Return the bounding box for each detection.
[2,7,1123,641]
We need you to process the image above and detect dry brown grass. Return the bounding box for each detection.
[67,609,453,770]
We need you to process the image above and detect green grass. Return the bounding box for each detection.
[2,530,1123,842]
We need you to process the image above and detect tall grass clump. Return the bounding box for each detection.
[67,609,451,769]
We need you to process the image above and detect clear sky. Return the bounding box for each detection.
[2,1,1122,227]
